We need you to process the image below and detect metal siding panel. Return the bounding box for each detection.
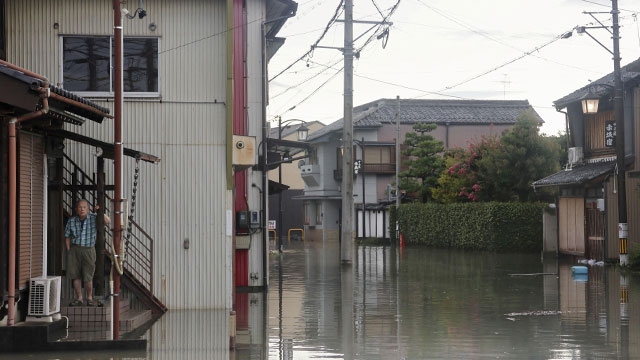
[149,310,229,359]
[7,0,236,309]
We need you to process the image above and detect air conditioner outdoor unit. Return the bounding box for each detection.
[28,276,61,316]
[568,147,584,167]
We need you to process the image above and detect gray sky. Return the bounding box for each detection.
[267,0,640,135]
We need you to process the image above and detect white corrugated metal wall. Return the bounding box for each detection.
[5,0,268,309]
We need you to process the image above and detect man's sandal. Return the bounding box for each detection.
[69,299,83,307]
[86,299,96,307]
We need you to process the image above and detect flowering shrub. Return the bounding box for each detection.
[432,135,500,203]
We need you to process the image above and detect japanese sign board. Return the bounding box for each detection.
[354,159,363,174]
[268,220,276,230]
[605,120,616,148]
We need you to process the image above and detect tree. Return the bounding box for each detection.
[476,110,561,202]
[400,123,445,202]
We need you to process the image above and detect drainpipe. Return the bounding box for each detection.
[260,8,297,290]
[7,82,50,326]
[556,108,570,149]
[112,0,123,339]
[260,22,268,290]
[226,0,236,347]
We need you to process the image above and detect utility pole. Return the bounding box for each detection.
[361,137,365,239]
[612,0,628,266]
[341,0,354,264]
[278,116,284,253]
[395,96,400,241]
[112,0,123,339]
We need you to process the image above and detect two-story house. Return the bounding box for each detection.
[301,98,541,243]
[533,58,640,262]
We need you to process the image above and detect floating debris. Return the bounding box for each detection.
[508,273,557,276]
[505,310,565,317]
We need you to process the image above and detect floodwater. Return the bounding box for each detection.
[7,241,640,359]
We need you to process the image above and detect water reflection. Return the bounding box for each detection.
[267,242,640,359]
[6,243,640,359]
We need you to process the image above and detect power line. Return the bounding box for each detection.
[308,59,468,99]
[271,0,402,117]
[278,67,344,116]
[158,16,265,55]
[271,59,343,99]
[437,29,572,93]
[415,0,601,74]
[270,0,345,82]
[580,0,639,13]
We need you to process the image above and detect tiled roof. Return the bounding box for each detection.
[0,63,110,122]
[554,57,640,109]
[308,98,541,141]
[532,160,615,187]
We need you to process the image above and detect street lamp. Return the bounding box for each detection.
[276,117,309,253]
[297,124,309,142]
[581,96,600,114]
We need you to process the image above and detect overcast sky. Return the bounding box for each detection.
[267,0,640,135]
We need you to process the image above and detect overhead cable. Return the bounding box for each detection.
[270,0,345,82]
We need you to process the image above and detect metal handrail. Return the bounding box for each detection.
[62,154,155,295]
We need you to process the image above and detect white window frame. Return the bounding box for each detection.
[59,35,160,98]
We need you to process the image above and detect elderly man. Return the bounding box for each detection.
[65,200,110,306]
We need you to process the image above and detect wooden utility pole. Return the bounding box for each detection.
[395,96,400,241]
[341,0,354,264]
[611,0,628,266]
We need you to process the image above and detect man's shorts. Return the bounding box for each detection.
[67,245,96,283]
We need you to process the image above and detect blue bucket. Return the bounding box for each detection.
[571,266,588,274]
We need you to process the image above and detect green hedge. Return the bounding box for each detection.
[389,202,546,252]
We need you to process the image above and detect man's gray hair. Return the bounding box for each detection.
[75,199,90,208]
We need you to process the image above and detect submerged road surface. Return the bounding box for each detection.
[6,240,640,359]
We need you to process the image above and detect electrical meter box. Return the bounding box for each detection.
[237,210,261,231]
[250,211,260,229]
[236,211,250,231]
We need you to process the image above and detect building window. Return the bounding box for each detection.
[364,146,395,165]
[62,36,159,96]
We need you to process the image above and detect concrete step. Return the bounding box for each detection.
[60,297,130,324]
[119,309,152,332]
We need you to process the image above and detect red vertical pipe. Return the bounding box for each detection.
[233,0,249,287]
[112,0,123,339]
[7,120,16,326]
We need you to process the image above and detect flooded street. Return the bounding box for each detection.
[262,241,638,359]
[7,241,640,359]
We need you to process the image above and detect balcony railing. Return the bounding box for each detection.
[364,163,395,174]
[334,163,397,180]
